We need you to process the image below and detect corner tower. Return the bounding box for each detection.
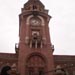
[17,0,54,75]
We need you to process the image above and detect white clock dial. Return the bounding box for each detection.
[30,19,40,26]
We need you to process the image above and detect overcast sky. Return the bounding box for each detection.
[0,0,75,55]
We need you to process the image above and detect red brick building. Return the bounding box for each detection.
[0,0,75,75]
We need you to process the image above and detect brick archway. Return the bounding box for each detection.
[26,53,47,75]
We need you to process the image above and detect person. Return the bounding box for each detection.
[0,65,12,75]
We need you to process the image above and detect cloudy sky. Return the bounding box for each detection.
[0,0,75,55]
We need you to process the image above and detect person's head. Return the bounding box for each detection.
[1,66,12,75]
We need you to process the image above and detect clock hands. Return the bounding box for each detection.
[31,19,40,25]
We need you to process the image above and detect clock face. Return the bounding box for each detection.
[30,18,41,26]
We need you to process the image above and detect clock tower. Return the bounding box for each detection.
[17,0,54,75]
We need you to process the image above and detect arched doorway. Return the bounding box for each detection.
[26,54,47,75]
